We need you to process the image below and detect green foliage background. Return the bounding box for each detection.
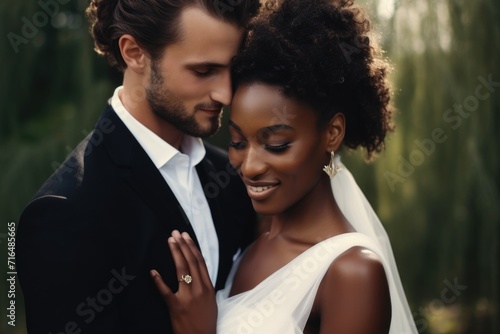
[1,0,498,333]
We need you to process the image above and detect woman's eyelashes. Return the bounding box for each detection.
[264,142,291,153]
[228,140,247,150]
[229,140,291,153]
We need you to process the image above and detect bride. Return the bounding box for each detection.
[151,0,418,333]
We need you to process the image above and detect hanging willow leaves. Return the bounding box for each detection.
[0,0,498,332]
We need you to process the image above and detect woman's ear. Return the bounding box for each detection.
[325,113,345,152]
[119,34,148,73]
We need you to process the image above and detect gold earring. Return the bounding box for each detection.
[323,151,340,179]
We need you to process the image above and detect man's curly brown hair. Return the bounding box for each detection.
[232,0,394,158]
[85,0,260,71]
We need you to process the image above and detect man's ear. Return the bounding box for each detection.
[325,112,345,152]
[119,34,148,73]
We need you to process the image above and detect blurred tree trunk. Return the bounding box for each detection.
[1,0,498,333]
[364,0,500,332]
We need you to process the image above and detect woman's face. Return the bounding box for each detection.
[229,83,330,215]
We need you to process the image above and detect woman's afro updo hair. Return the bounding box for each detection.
[232,0,394,159]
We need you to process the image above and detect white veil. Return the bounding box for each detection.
[332,155,418,334]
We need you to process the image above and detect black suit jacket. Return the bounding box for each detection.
[17,105,255,334]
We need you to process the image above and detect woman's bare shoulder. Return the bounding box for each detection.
[316,246,392,333]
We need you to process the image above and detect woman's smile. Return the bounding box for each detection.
[245,182,280,200]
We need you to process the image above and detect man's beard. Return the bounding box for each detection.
[145,61,223,138]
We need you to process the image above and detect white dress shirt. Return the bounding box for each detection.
[110,86,219,284]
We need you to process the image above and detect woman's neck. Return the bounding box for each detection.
[267,177,353,244]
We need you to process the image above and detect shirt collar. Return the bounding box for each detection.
[110,86,206,169]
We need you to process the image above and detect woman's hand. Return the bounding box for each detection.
[150,230,217,334]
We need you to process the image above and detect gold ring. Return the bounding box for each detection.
[179,274,192,284]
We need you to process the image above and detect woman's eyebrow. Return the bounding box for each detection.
[228,119,241,131]
[261,124,295,132]
[229,121,295,135]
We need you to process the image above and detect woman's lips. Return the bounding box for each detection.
[248,185,274,193]
[246,184,279,200]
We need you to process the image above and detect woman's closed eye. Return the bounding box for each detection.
[228,140,247,150]
[229,140,291,153]
[264,142,291,153]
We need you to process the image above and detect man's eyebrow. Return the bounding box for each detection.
[185,62,228,69]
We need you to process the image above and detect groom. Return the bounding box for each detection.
[17,0,259,333]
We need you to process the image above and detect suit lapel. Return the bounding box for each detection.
[99,106,199,241]
[196,157,229,289]
[196,157,225,235]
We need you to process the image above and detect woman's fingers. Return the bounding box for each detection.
[171,231,202,286]
[150,269,175,304]
[154,230,214,295]
[151,231,218,334]
[181,232,213,287]
[167,233,191,287]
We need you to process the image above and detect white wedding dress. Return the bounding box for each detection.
[216,157,418,334]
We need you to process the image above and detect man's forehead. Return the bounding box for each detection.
[163,6,243,64]
[177,6,240,41]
